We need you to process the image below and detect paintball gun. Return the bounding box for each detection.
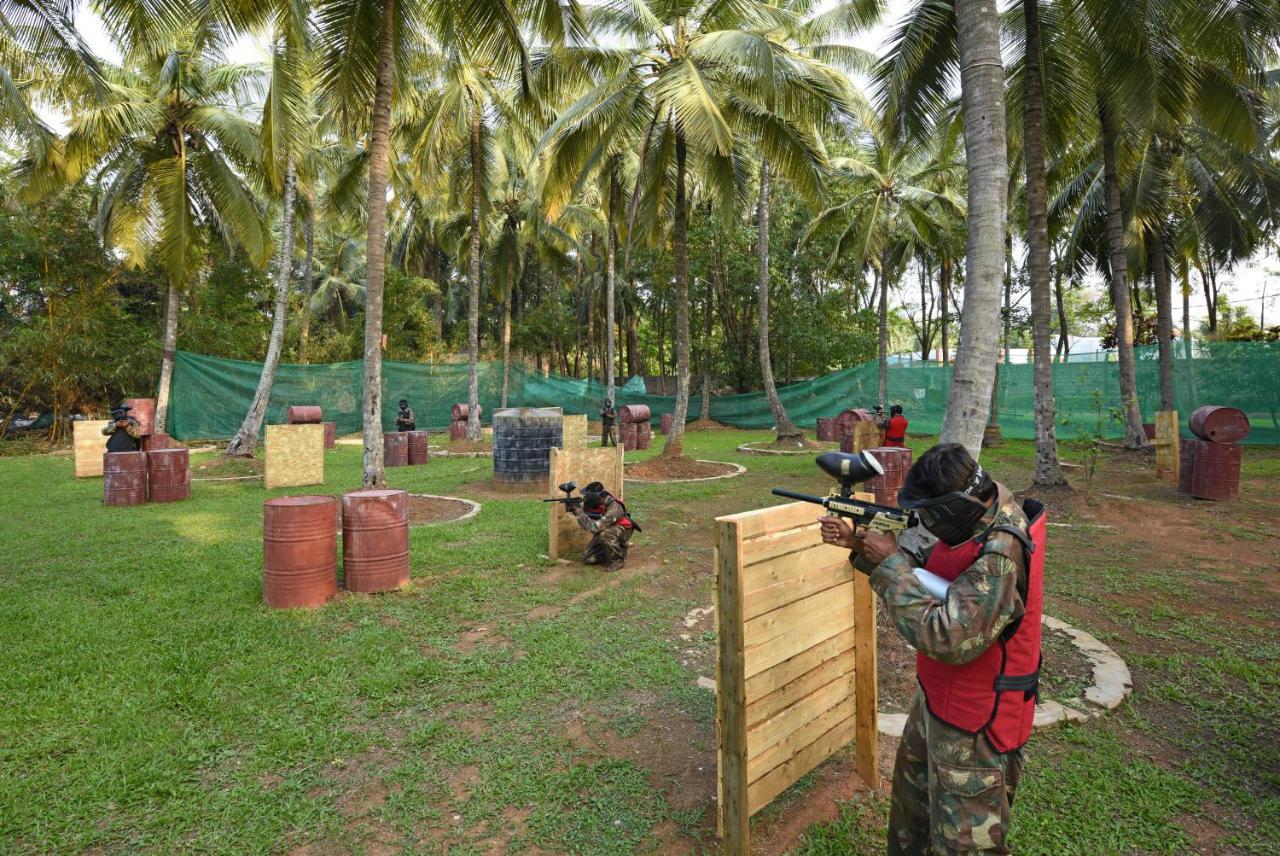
[771,451,913,534]
[542,481,584,513]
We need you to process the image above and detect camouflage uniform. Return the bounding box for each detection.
[601,405,618,447]
[101,416,143,452]
[575,498,631,569]
[856,485,1030,855]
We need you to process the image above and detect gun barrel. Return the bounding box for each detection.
[771,488,826,505]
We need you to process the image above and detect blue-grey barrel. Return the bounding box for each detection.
[492,407,563,492]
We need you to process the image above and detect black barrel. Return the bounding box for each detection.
[492,407,563,492]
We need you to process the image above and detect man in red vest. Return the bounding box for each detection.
[820,443,1045,854]
[884,404,909,447]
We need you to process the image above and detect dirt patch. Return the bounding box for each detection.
[407,495,475,526]
[627,456,737,480]
[191,454,263,478]
[686,418,731,431]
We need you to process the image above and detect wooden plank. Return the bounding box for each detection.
[744,583,855,650]
[746,643,854,729]
[748,689,857,784]
[715,517,749,854]
[852,573,879,789]
[726,501,822,540]
[742,552,852,619]
[747,669,855,762]
[744,604,853,680]
[73,420,110,477]
[745,627,856,701]
[741,523,828,566]
[747,714,858,815]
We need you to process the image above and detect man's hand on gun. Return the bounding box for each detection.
[819,515,898,566]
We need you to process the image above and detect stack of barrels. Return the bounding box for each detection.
[384,432,409,467]
[1180,406,1250,502]
[815,418,837,442]
[103,397,190,506]
[493,407,563,492]
[619,404,652,450]
[450,404,479,440]
[407,430,430,465]
[262,489,411,608]
[864,447,913,507]
[286,404,334,449]
[322,422,336,449]
[837,409,881,454]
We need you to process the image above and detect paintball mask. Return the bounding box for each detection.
[110,403,132,421]
[898,463,993,546]
[581,481,607,509]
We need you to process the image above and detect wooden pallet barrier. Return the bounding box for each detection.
[1154,409,1179,483]
[547,445,625,560]
[715,500,878,855]
[264,424,324,489]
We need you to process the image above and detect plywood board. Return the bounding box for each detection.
[265,424,324,489]
[715,500,877,855]
[547,445,626,560]
[74,420,111,477]
[562,414,588,450]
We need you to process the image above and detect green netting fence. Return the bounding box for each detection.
[168,341,1280,445]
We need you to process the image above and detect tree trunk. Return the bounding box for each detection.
[154,280,180,433]
[1054,257,1069,361]
[466,111,483,442]
[606,178,617,404]
[227,162,298,457]
[359,0,396,487]
[1198,256,1218,334]
[1181,262,1192,360]
[587,236,596,392]
[940,255,951,364]
[500,286,511,408]
[986,229,1011,445]
[1099,103,1149,449]
[941,0,1009,457]
[661,131,691,458]
[877,256,889,408]
[300,209,314,365]
[1151,227,1175,411]
[756,160,800,441]
[1022,0,1065,485]
[699,276,712,421]
[626,291,641,378]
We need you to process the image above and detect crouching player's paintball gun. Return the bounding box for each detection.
[771,451,913,534]
[542,481,583,513]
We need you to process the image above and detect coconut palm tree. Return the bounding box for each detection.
[24,36,272,432]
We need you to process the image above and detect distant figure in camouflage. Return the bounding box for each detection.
[600,400,617,447]
[102,403,142,452]
[395,399,415,432]
[568,481,638,572]
[820,444,1046,855]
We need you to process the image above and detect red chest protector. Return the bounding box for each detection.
[915,499,1046,753]
[884,416,908,447]
[586,498,636,530]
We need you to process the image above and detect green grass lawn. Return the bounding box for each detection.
[1,430,1276,854]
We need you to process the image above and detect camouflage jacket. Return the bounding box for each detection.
[575,498,625,534]
[858,484,1030,666]
[101,417,142,440]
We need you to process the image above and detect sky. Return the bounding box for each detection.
[68,0,1278,330]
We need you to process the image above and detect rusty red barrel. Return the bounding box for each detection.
[124,398,157,436]
[140,432,170,452]
[449,420,467,440]
[451,403,480,422]
[864,447,913,507]
[1190,440,1242,502]
[147,448,190,503]
[834,408,872,441]
[287,405,323,424]
[621,422,639,451]
[103,451,148,506]
[407,430,430,465]
[816,418,836,442]
[384,432,409,467]
[342,489,410,593]
[660,413,674,434]
[322,421,336,449]
[1177,438,1198,494]
[636,423,652,450]
[1188,406,1250,444]
[263,495,338,608]
[619,404,651,424]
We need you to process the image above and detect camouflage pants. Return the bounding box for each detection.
[887,690,1023,855]
[602,425,617,446]
[583,526,630,566]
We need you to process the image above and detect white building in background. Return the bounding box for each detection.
[890,337,1118,365]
